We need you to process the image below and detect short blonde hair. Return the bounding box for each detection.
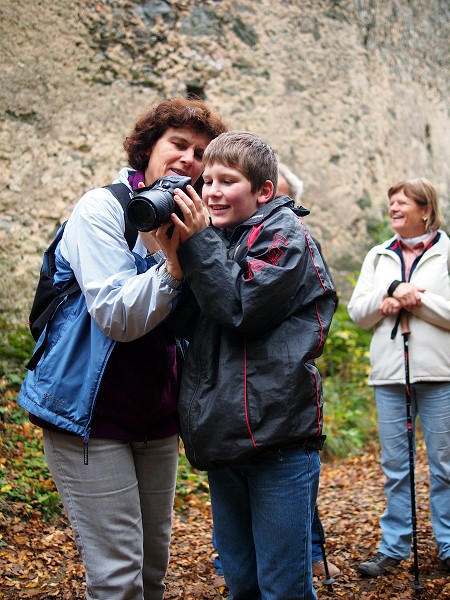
[388,177,443,231]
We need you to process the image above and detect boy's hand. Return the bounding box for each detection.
[172,185,209,243]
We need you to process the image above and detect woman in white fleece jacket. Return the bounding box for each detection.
[348,177,450,578]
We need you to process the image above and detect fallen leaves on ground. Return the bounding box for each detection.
[1,438,449,599]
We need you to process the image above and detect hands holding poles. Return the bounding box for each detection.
[380,282,424,316]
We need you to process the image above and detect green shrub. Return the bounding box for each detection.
[0,318,35,385]
[1,422,63,520]
[317,303,377,460]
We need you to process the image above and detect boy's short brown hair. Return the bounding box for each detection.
[203,131,278,197]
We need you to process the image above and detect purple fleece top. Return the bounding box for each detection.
[89,325,180,441]
[128,169,145,191]
[30,325,180,441]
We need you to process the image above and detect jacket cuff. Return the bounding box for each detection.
[387,280,402,297]
[148,249,165,263]
[158,263,184,290]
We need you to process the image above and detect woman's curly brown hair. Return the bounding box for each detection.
[123,97,228,173]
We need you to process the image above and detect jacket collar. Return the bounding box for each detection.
[216,195,310,238]
[246,195,310,224]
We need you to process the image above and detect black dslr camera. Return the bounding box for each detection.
[126,174,192,231]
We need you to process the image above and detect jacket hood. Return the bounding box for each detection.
[248,195,310,222]
[114,167,136,188]
[211,195,311,240]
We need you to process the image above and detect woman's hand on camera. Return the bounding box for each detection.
[171,185,209,243]
[154,223,184,281]
[139,231,161,254]
[136,183,163,255]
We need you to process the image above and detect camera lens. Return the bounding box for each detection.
[127,198,158,231]
[126,175,192,231]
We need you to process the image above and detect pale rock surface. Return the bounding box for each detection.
[0,0,448,321]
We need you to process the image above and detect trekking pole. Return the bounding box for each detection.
[313,506,335,590]
[400,311,423,595]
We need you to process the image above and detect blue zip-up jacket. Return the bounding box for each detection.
[17,168,183,439]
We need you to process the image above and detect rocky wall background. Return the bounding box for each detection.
[1,0,449,322]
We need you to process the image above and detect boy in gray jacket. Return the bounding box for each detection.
[158,131,336,600]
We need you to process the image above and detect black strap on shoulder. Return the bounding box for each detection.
[104,182,139,251]
[27,183,139,371]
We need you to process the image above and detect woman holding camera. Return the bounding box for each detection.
[18,97,227,599]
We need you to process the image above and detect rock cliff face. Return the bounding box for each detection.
[1,0,449,321]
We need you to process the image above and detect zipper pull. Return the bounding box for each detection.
[83,437,89,465]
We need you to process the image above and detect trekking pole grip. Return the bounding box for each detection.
[400,310,411,336]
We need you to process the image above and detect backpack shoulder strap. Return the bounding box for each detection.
[26,278,80,371]
[27,184,139,371]
[104,182,138,251]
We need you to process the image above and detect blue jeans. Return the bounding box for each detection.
[213,513,324,569]
[208,447,320,600]
[311,510,326,563]
[375,383,450,561]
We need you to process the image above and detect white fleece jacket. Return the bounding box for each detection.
[348,231,450,385]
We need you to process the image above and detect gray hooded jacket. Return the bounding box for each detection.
[170,196,337,470]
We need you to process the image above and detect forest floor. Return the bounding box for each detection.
[1,436,450,599]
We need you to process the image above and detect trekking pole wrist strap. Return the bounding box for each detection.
[387,280,402,297]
